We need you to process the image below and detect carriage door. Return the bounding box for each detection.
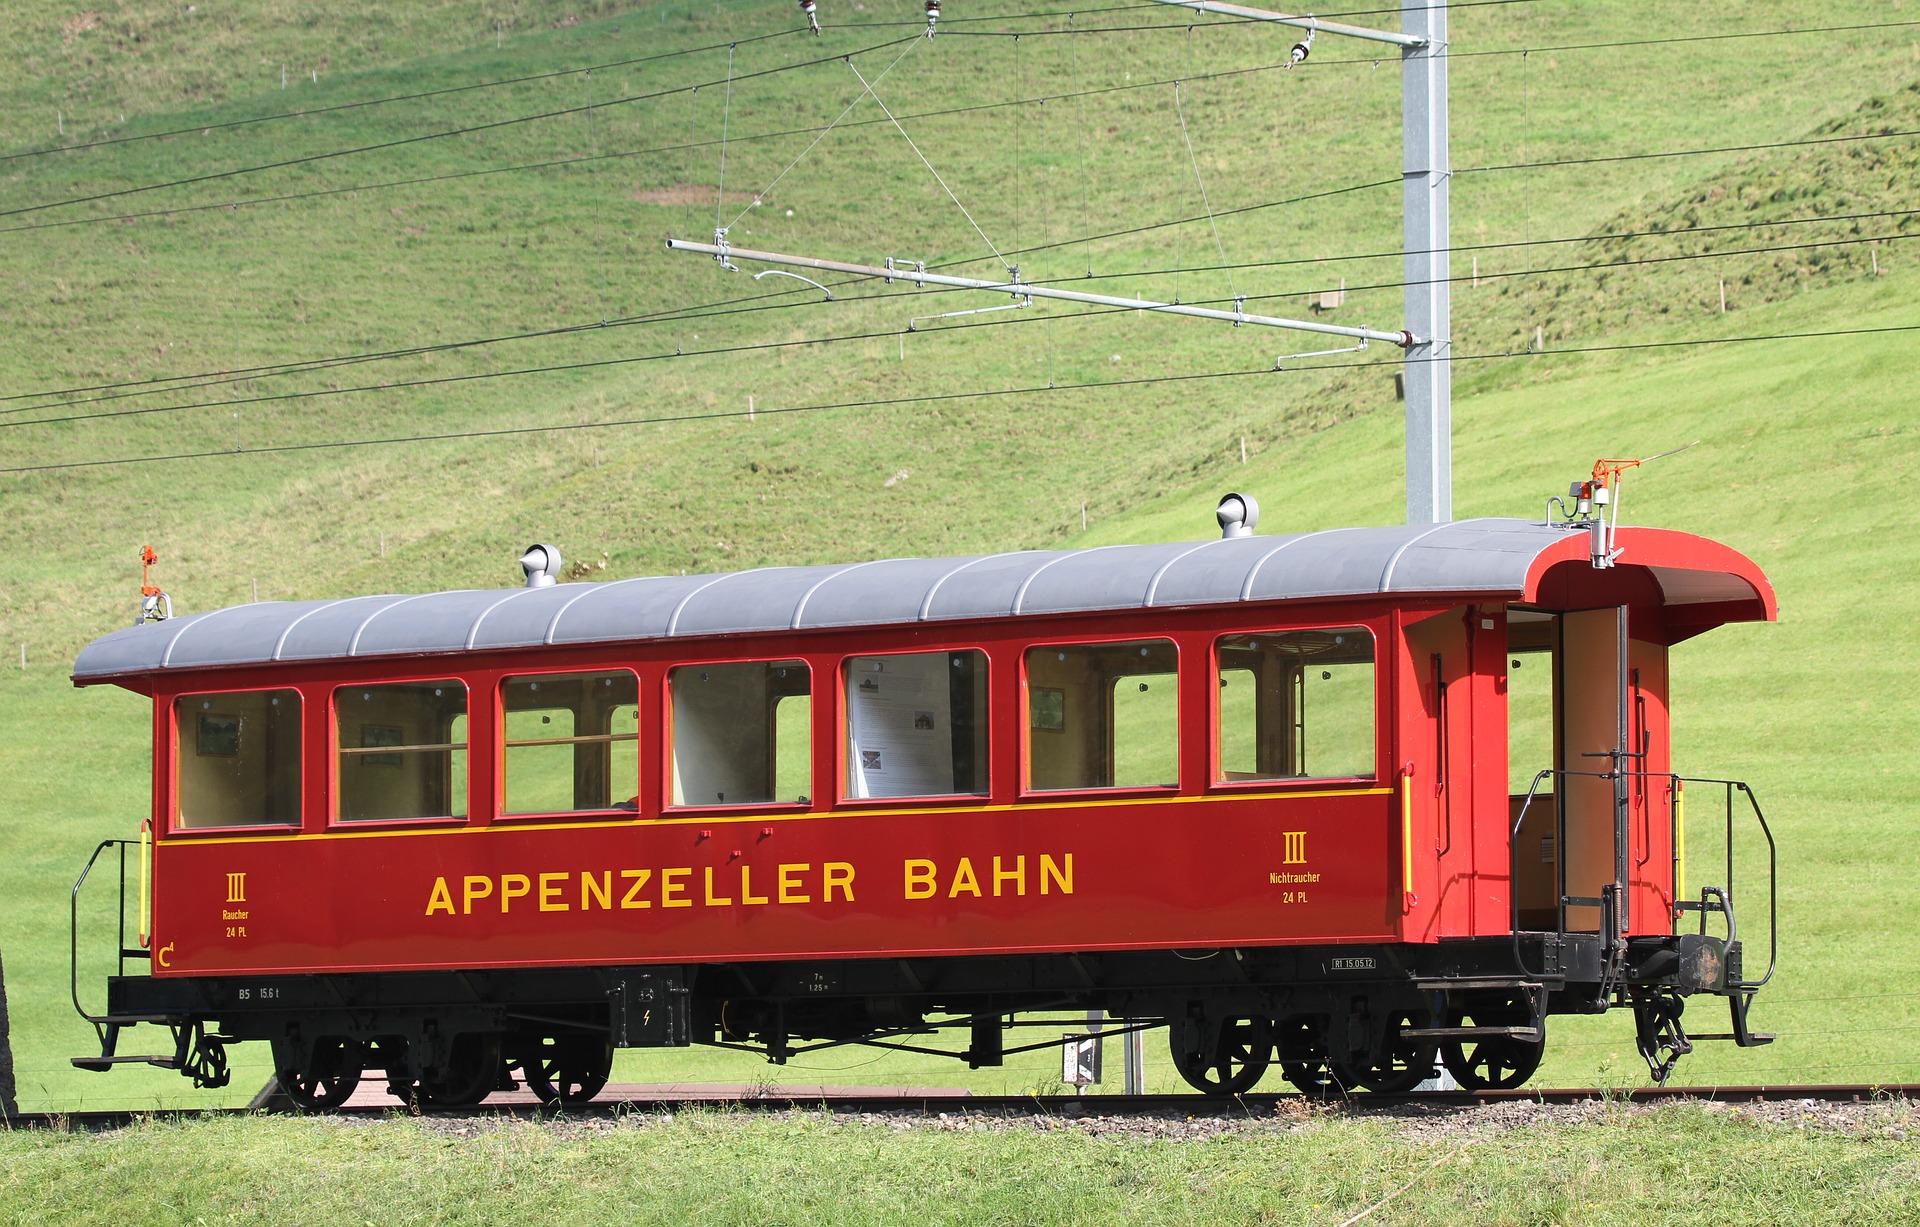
[1555,608,1630,936]
[1509,607,1629,937]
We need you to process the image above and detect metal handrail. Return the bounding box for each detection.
[1508,768,1776,992]
[1670,775,1777,989]
[71,838,144,1026]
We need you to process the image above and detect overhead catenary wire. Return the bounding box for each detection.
[0,27,809,166]
[6,210,1914,418]
[0,32,926,221]
[0,363,1287,476]
[4,5,1911,415]
[10,6,1913,227]
[843,54,1014,273]
[723,36,927,233]
[6,321,1917,476]
[11,32,1916,240]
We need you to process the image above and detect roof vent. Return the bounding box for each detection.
[1216,492,1260,540]
[519,543,563,589]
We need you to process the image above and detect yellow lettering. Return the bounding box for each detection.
[1041,853,1074,895]
[581,871,612,911]
[462,875,493,915]
[661,867,692,908]
[992,855,1026,897]
[778,863,811,904]
[823,861,856,902]
[948,857,981,899]
[426,877,455,917]
[500,873,531,912]
[903,858,937,900]
[538,872,568,912]
[703,866,734,906]
[739,863,770,905]
[620,868,653,909]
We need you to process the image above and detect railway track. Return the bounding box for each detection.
[10,1083,1914,1132]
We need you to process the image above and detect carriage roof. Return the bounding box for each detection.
[72,517,1774,684]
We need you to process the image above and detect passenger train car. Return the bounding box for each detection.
[70,494,1777,1106]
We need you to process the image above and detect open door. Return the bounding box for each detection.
[1558,608,1629,936]
[1510,607,1629,936]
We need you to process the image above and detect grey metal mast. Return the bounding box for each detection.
[669,1,1451,523]
[1401,1,1451,524]
[1132,3,1453,524]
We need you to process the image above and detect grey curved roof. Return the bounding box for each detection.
[70,518,1737,682]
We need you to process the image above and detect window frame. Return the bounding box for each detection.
[329,677,473,829]
[1208,622,1382,791]
[662,655,816,814]
[494,667,643,824]
[1018,634,1182,800]
[166,686,306,836]
[836,647,991,807]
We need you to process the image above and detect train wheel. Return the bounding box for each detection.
[1348,1010,1440,1094]
[1170,1015,1272,1096]
[523,1035,614,1107]
[1272,1015,1349,1098]
[1441,994,1544,1091]
[1279,1060,1358,1098]
[272,1036,364,1112]
[418,1032,503,1108]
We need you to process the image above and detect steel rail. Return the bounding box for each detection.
[11,1084,1915,1130]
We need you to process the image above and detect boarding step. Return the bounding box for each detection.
[1410,978,1544,993]
[1399,1025,1543,1042]
[71,1054,182,1072]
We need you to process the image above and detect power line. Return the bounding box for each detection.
[0,364,1282,476]
[0,3,1198,171]
[0,28,802,167]
[7,206,1911,417]
[5,321,1916,477]
[11,22,1911,245]
[1461,127,1920,177]
[0,33,924,221]
[1231,226,1920,309]
[0,45,1349,239]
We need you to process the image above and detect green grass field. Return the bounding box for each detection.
[4,1107,1918,1227]
[4,0,1919,1118]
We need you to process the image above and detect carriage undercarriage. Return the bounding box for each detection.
[78,918,1770,1110]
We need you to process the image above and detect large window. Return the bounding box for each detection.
[844,650,988,799]
[1216,628,1375,783]
[502,671,640,816]
[336,681,469,821]
[174,689,302,829]
[669,660,811,807]
[1025,639,1178,792]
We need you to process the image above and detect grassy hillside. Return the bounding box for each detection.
[2,0,1917,1110]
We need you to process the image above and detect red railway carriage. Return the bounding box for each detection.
[70,501,1778,1106]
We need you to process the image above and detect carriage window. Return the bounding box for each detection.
[844,650,988,799]
[336,681,469,821]
[174,689,302,829]
[1025,639,1177,792]
[1216,629,1375,783]
[669,660,811,806]
[502,671,640,816]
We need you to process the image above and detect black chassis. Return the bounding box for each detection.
[84,928,1749,1091]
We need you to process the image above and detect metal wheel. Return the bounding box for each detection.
[522,1034,613,1107]
[1441,993,1544,1091]
[1348,1010,1440,1093]
[272,1036,363,1112]
[1170,1015,1272,1096]
[1273,1015,1350,1098]
[418,1032,503,1107]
